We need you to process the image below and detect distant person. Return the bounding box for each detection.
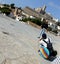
[38,19,48,38]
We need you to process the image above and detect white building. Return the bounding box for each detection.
[53,18,59,22]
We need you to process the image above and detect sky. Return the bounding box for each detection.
[0,0,60,20]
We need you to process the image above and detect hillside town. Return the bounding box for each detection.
[0,3,60,35]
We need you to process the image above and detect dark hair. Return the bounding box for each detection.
[42,33,47,39]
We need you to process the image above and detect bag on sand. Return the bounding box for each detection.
[39,45,50,59]
[43,39,57,57]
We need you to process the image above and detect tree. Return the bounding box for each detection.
[3,4,10,7]
[10,3,15,8]
[0,7,11,15]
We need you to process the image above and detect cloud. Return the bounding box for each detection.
[48,2,60,10]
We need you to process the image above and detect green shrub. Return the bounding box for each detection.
[22,18,46,26]
[22,18,28,22]
[0,7,11,15]
[30,18,41,26]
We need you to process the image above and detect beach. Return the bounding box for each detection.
[0,14,60,64]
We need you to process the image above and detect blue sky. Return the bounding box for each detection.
[0,0,60,20]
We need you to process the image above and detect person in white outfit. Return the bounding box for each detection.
[38,33,57,58]
[39,33,49,48]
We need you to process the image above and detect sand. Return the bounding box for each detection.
[0,14,60,64]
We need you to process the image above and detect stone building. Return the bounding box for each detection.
[35,5,46,14]
[22,6,53,21]
[22,6,44,18]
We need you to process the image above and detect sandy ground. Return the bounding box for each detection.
[0,14,60,64]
